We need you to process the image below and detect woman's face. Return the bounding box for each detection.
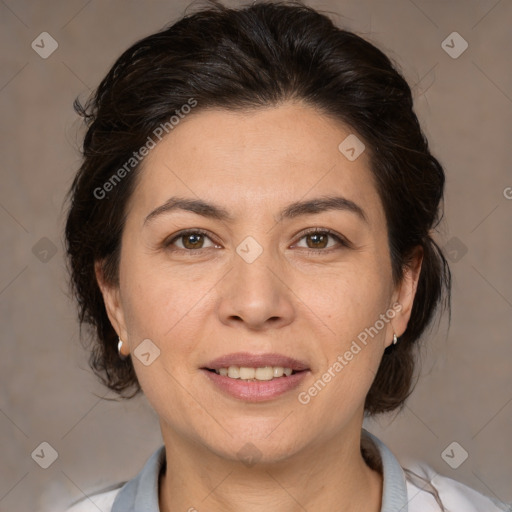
[99,102,419,463]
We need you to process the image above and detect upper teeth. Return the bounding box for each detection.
[215,366,294,380]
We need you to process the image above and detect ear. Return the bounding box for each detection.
[94,260,129,352]
[386,246,423,347]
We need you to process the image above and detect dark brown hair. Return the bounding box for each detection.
[65,0,451,414]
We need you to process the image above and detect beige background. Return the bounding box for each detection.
[0,0,511,511]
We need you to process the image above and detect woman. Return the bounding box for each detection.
[63,1,508,511]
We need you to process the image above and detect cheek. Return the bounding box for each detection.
[120,243,203,331]
[314,263,393,337]
[304,260,393,398]
[300,283,390,429]
[118,251,225,382]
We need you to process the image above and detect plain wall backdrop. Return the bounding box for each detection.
[0,0,511,511]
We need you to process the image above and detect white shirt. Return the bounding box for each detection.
[64,429,510,511]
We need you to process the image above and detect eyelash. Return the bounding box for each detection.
[163,228,351,256]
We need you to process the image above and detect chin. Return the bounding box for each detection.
[204,430,306,466]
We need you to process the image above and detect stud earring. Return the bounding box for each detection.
[118,338,128,360]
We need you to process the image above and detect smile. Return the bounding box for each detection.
[212,365,295,381]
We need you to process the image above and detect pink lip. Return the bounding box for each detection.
[201,369,309,402]
[203,352,310,371]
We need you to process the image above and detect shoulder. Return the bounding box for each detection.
[62,445,166,512]
[404,462,510,512]
[63,486,122,512]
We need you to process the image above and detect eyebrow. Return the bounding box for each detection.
[143,195,368,226]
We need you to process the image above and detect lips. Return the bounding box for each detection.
[200,352,310,402]
[203,352,310,372]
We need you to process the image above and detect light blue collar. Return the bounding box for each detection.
[112,429,408,511]
[363,428,409,511]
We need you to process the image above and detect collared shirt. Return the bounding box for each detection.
[64,429,510,512]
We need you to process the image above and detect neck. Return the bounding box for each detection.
[158,423,383,512]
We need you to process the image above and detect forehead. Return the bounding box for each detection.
[131,102,384,227]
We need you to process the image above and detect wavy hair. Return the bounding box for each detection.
[65,0,451,414]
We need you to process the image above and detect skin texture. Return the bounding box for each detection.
[96,102,422,512]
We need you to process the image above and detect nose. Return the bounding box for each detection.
[215,246,295,332]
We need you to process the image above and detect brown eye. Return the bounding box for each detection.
[181,232,205,249]
[305,232,330,249]
[165,230,217,251]
[294,229,350,252]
